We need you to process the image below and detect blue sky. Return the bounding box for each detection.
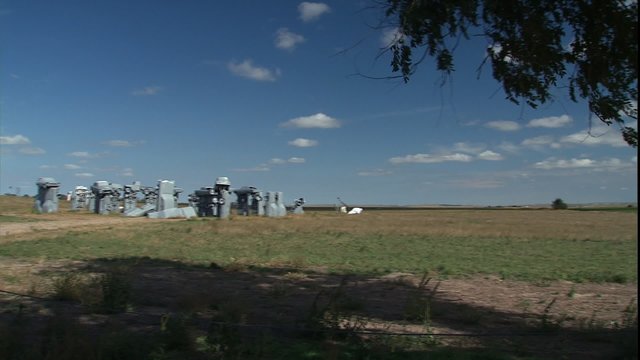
[1,1,637,206]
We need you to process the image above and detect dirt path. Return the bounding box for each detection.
[0,214,154,238]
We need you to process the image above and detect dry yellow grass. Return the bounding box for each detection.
[204,209,637,241]
[1,191,637,243]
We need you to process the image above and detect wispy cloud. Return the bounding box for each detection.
[19,147,45,155]
[105,140,133,147]
[521,135,561,149]
[269,158,286,165]
[75,172,94,177]
[68,151,93,158]
[288,138,318,147]
[448,178,505,189]
[120,168,135,177]
[357,169,392,176]
[389,153,472,164]
[228,59,279,81]
[485,120,520,131]
[131,86,163,96]
[270,157,306,164]
[497,141,520,154]
[527,115,572,128]
[0,134,30,145]
[280,113,341,128]
[104,139,144,147]
[452,142,486,154]
[235,156,306,172]
[232,165,271,172]
[275,28,305,51]
[68,151,106,158]
[298,2,330,22]
[64,164,82,170]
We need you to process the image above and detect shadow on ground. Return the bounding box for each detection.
[0,257,637,359]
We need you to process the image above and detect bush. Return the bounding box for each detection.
[99,270,132,313]
[551,198,568,210]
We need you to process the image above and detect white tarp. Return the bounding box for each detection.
[347,207,363,215]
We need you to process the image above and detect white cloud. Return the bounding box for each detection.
[280,113,341,128]
[477,150,503,161]
[449,142,487,155]
[0,134,30,145]
[288,138,318,147]
[275,28,305,50]
[533,157,595,169]
[64,164,82,170]
[228,59,278,81]
[357,169,392,176]
[533,157,633,171]
[287,157,306,163]
[560,122,634,147]
[75,173,94,177]
[389,153,472,164]
[19,147,45,155]
[440,142,502,160]
[485,120,520,131]
[527,115,572,128]
[39,165,57,169]
[298,2,330,22]
[131,86,163,96]
[380,27,404,48]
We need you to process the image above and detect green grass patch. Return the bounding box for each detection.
[0,221,635,283]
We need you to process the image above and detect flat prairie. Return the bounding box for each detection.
[0,195,637,359]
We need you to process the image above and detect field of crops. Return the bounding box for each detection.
[0,195,637,359]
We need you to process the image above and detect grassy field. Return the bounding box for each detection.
[1,201,636,283]
[0,196,637,359]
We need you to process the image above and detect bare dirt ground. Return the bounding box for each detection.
[0,211,637,358]
[0,259,636,358]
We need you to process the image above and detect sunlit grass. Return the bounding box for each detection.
[0,211,636,283]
